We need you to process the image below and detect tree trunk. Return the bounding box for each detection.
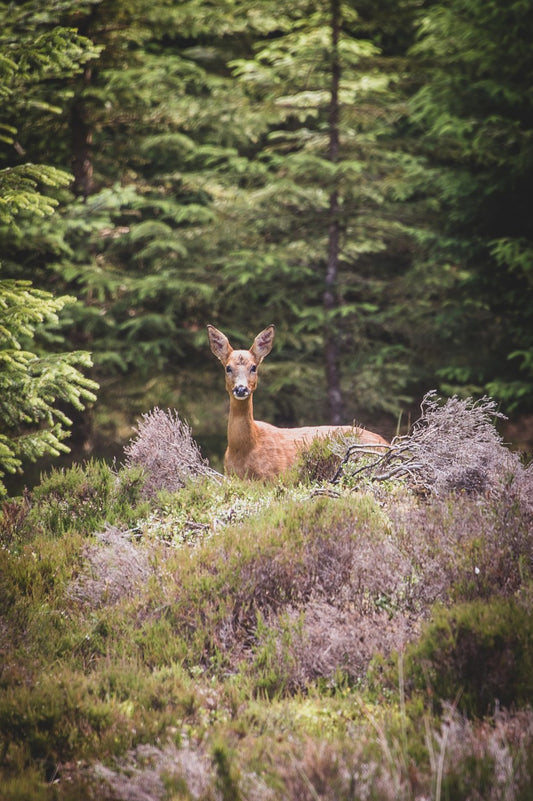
[324,0,343,425]
[71,66,94,198]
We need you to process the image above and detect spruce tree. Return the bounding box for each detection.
[207,0,420,424]
[0,280,97,495]
[409,0,533,411]
[0,0,232,378]
[0,5,99,493]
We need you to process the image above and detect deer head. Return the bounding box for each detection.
[207,324,275,400]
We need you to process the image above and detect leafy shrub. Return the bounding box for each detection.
[123,407,219,497]
[404,597,533,716]
[22,461,148,538]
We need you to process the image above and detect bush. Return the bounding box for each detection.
[404,597,533,716]
[295,437,342,484]
[387,490,533,605]
[20,461,148,538]
[29,460,116,535]
[133,494,390,672]
[67,524,154,608]
[123,407,219,497]
[334,392,528,499]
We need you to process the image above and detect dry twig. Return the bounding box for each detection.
[331,392,518,496]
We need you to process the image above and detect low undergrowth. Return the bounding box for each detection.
[1,401,532,800]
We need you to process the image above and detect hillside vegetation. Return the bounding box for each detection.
[1,399,532,800]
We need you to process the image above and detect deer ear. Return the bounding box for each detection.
[250,325,275,363]
[207,325,232,364]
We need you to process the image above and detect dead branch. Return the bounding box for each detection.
[330,391,519,497]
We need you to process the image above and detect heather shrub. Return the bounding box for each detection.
[408,392,515,497]
[67,524,155,608]
[435,706,533,801]
[404,597,533,716]
[334,392,526,499]
[224,495,386,626]
[0,493,31,548]
[387,489,533,605]
[123,407,218,497]
[0,658,202,777]
[133,494,398,675]
[22,460,148,537]
[0,672,118,764]
[27,460,116,535]
[0,529,85,657]
[247,602,416,694]
[295,436,342,483]
[262,704,533,801]
[200,494,422,688]
[3,396,533,801]
[74,742,214,801]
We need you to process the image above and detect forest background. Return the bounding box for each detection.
[1,0,533,492]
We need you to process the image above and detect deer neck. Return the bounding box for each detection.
[227,395,259,455]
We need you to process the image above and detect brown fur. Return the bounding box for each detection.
[208,324,388,479]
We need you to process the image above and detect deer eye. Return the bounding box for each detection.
[250,365,257,373]
[226,365,232,374]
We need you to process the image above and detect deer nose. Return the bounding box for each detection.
[233,385,250,399]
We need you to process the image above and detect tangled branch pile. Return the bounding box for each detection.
[333,392,528,497]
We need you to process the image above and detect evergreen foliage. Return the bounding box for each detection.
[0,5,99,493]
[409,0,533,410]
[207,0,422,421]
[0,280,97,495]
[1,0,226,376]
[0,0,531,482]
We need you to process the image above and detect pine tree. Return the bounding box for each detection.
[0,6,99,493]
[206,0,420,424]
[409,0,533,411]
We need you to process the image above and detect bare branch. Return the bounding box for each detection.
[331,392,520,497]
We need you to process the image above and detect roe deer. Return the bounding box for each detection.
[208,324,388,479]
